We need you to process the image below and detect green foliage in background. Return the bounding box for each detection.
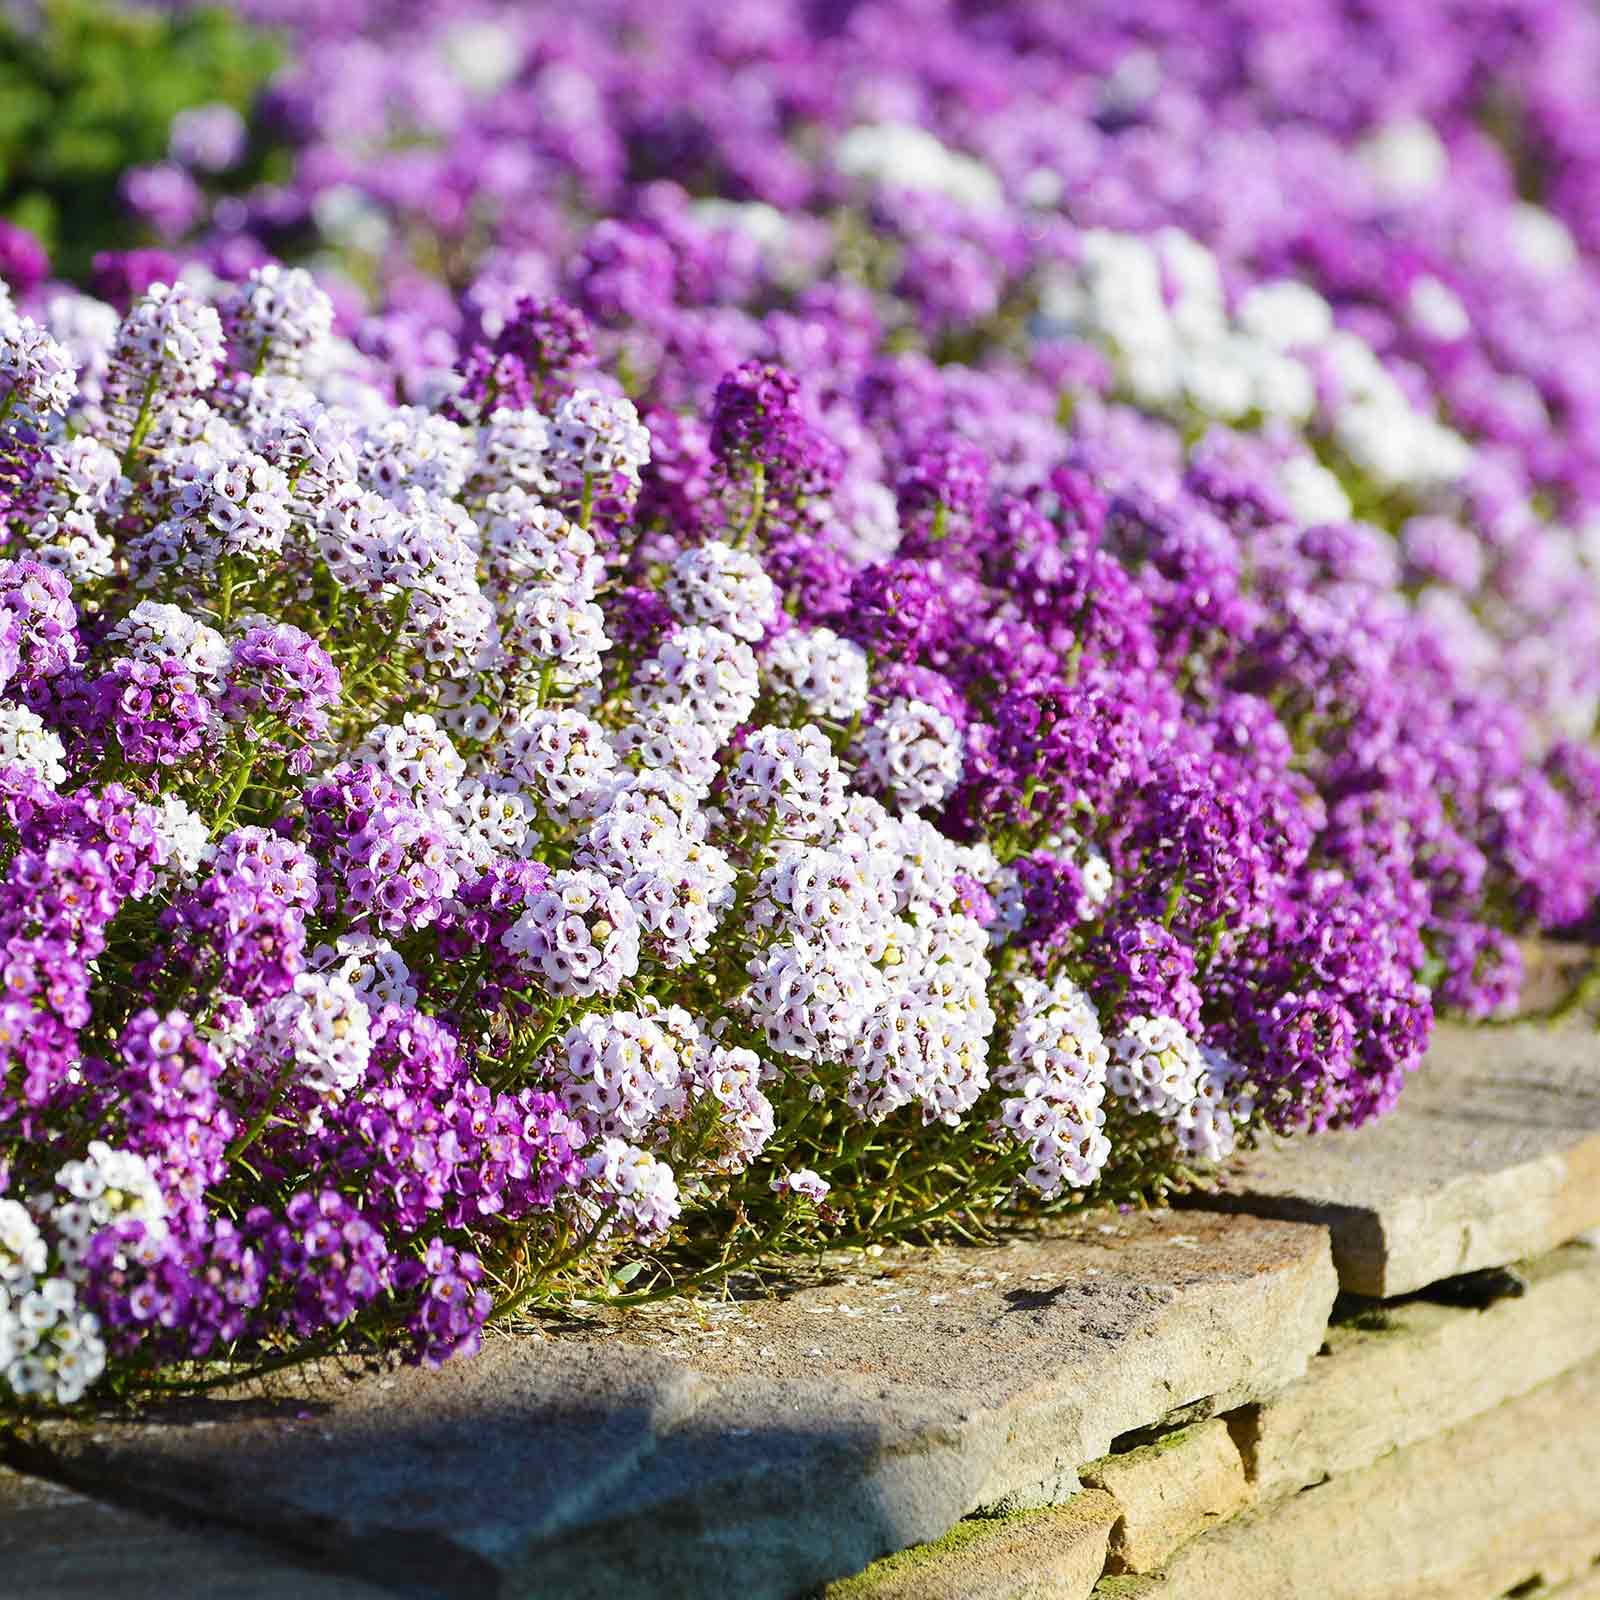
[0,0,280,277]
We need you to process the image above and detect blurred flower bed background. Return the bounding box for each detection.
[3,0,1600,1411]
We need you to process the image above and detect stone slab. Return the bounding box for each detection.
[12,1211,1334,1600]
[1098,1354,1600,1600]
[1189,1022,1600,1296]
[1543,1570,1600,1600]
[1232,1239,1600,1499]
[1081,1419,1251,1574]
[0,1463,388,1599]
[1518,940,1594,1014]
[821,1491,1119,1600]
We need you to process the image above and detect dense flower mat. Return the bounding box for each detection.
[3,0,1600,1409]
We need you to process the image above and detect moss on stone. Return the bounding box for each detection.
[820,1499,1099,1598]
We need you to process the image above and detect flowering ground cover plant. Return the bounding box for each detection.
[0,270,1253,1408]
[5,0,1600,1411]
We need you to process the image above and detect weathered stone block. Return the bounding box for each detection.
[0,1463,387,1599]
[822,1491,1119,1600]
[1103,1354,1600,1600]
[1080,1418,1251,1574]
[1543,1569,1600,1599]
[1190,1023,1600,1296]
[1518,940,1593,1014]
[13,1211,1334,1600]
[1232,1239,1600,1499]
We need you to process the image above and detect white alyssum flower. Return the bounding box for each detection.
[1316,329,1475,494]
[548,388,651,489]
[1358,117,1448,199]
[771,1168,830,1203]
[472,407,554,497]
[103,282,226,447]
[41,289,119,407]
[358,406,473,502]
[845,985,992,1125]
[307,932,419,1011]
[744,796,997,1135]
[582,1138,680,1241]
[0,705,67,786]
[834,122,1004,212]
[0,317,77,419]
[632,624,760,739]
[357,713,467,812]
[451,778,535,865]
[0,1200,48,1286]
[614,698,724,794]
[0,1201,106,1407]
[764,626,870,720]
[479,493,602,597]
[503,868,641,997]
[1234,280,1336,352]
[744,936,889,1064]
[1174,1045,1255,1163]
[106,600,230,685]
[493,581,610,691]
[1509,202,1578,276]
[319,484,493,669]
[141,795,213,889]
[1082,850,1114,907]
[1041,231,1319,425]
[621,842,737,967]
[664,540,779,642]
[749,842,898,958]
[858,698,964,812]
[1407,276,1471,343]
[547,1009,688,1141]
[253,972,374,1098]
[993,975,1112,1197]
[725,724,846,840]
[221,265,335,379]
[497,705,618,819]
[1278,455,1353,525]
[689,1039,775,1171]
[20,435,124,580]
[49,1143,169,1274]
[162,448,295,564]
[579,768,711,879]
[1108,1014,1207,1121]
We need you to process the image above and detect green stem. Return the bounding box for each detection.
[217,557,238,629]
[737,461,767,548]
[209,750,259,837]
[119,373,161,476]
[598,1217,791,1308]
[488,1205,619,1325]
[226,1057,298,1161]
[1161,872,1186,931]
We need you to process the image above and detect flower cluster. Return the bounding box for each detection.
[5,0,1600,1409]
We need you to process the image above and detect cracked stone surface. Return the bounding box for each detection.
[1190,1023,1600,1296]
[11,1210,1334,1600]
[1233,1239,1600,1499]
[1081,1418,1252,1574]
[1102,1354,1600,1600]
